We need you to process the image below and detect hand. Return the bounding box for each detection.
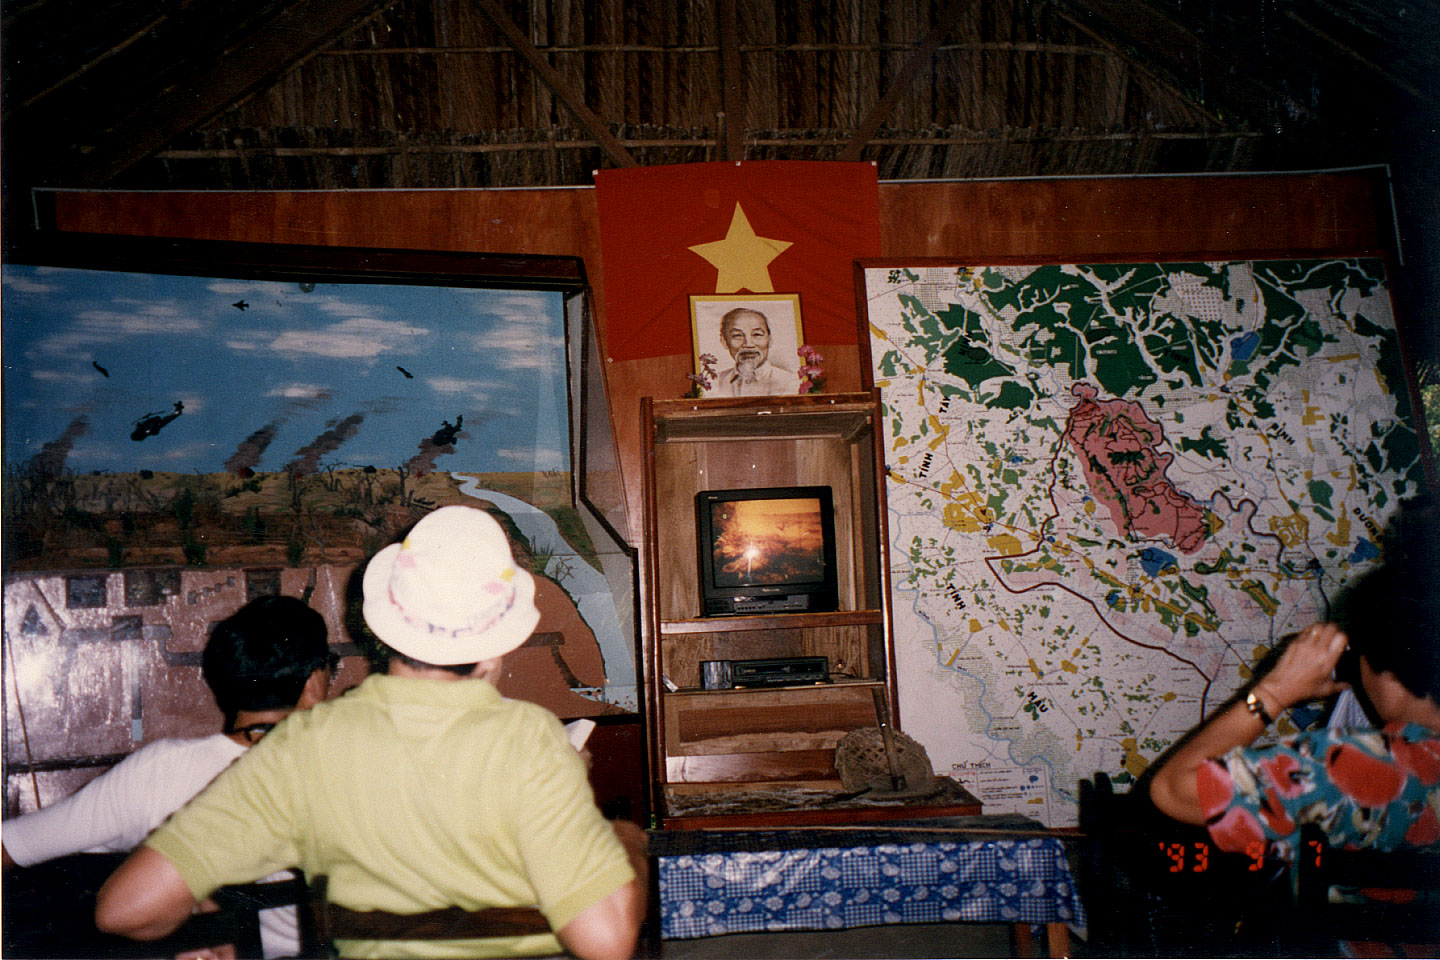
[175,945,236,960]
[1256,622,1351,711]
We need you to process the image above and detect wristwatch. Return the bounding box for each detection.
[1245,690,1274,727]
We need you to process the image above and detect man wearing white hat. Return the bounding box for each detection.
[95,505,643,960]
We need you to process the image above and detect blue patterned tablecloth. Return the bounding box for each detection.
[658,836,1086,939]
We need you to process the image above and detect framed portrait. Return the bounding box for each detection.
[689,293,805,398]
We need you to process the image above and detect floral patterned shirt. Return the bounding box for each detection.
[1198,722,1440,855]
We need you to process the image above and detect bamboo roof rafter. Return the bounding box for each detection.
[2,0,1435,247]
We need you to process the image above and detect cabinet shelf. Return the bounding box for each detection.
[659,609,883,636]
[670,678,886,695]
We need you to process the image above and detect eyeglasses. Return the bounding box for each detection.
[315,652,343,690]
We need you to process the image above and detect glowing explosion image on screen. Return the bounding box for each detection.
[710,498,825,587]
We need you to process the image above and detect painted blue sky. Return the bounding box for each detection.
[2,264,570,478]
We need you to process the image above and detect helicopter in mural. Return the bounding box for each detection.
[429,415,463,447]
[130,401,184,441]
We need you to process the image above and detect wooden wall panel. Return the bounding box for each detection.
[44,169,1392,547]
[875,172,1390,259]
[47,187,605,291]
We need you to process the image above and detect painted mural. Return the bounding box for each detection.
[1,262,637,739]
[3,264,574,562]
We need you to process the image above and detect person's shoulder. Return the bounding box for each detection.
[97,735,245,793]
[270,679,376,736]
[124,734,242,765]
[482,695,570,746]
[488,693,561,724]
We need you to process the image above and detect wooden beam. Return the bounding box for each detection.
[62,0,398,186]
[715,0,745,161]
[1286,10,1428,103]
[1050,0,1258,128]
[150,127,1261,162]
[471,0,637,169]
[317,41,1108,56]
[7,10,168,117]
[839,1,971,163]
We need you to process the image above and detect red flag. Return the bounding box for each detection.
[594,161,881,362]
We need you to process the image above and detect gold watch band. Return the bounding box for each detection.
[1245,690,1274,727]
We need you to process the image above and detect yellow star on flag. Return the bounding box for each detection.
[688,203,793,293]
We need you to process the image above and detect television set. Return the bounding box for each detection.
[695,486,839,616]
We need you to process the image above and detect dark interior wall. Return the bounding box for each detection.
[44,168,1398,547]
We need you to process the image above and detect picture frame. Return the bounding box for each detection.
[1,234,592,550]
[689,292,805,398]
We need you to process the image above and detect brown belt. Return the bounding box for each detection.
[310,877,551,942]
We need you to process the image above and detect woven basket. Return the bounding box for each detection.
[834,727,936,798]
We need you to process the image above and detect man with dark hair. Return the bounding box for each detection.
[706,307,798,397]
[3,595,334,957]
[1150,496,1440,854]
[204,595,337,740]
[1332,498,1440,706]
[96,505,644,960]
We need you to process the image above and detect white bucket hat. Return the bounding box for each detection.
[362,505,540,664]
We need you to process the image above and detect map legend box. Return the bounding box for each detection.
[952,763,1052,822]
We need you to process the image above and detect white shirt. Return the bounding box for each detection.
[707,361,799,397]
[3,734,300,958]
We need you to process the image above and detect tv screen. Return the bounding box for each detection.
[695,486,838,616]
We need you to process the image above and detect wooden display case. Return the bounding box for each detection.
[639,391,980,828]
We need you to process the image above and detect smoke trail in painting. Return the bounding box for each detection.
[224,420,282,475]
[406,415,465,476]
[406,438,448,477]
[25,417,90,479]
[285,413,364,476]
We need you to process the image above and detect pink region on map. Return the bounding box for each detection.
[1063,383,1208,554]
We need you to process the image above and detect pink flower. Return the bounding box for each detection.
[795,347,824,394]
[686,352,720,396]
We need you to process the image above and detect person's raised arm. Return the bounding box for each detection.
[94,845,199,941]
[1149,623,1349,824]
[553,821,647,960]
[554,877,642,960]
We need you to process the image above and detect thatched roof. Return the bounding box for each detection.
[5,0,1433,189]
[3,0,1436,314]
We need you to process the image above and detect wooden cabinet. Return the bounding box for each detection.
[639,391,979,828]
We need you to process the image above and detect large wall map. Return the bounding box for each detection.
[861,260,1426,827]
